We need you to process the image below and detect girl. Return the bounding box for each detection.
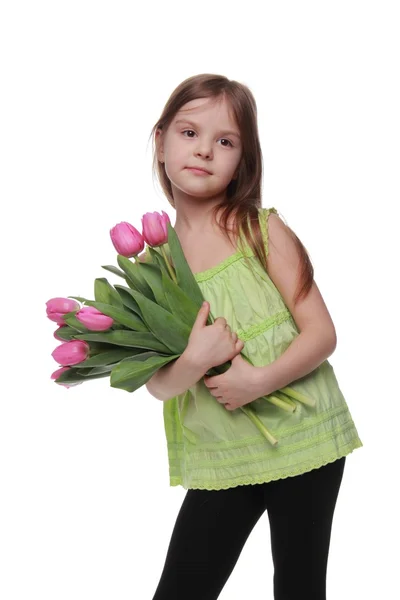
[142,73,363,600]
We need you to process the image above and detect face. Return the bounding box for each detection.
[156,96,242,202]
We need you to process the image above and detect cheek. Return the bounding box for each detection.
[166,143,185,167]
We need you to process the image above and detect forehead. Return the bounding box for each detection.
[174,97,238,129]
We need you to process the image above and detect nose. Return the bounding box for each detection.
[194,138,213,160]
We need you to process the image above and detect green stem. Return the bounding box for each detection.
[240,405,278,446]
[273,390,297,409]
[159,246,177,283]
[280,386,316,407]
[262,393,295,412]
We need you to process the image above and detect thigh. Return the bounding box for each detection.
[264,457,346,600]
[152,483,267,600]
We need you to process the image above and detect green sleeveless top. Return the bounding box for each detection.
[146,207,363,490]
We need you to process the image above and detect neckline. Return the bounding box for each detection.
[157,213,267,281]
[163,240,253,281]
[193,248,244,280]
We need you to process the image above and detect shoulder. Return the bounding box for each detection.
[265,209,296,261]
[264,209,336,339]
[264,210,301,297]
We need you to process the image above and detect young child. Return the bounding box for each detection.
[142,73,363,600]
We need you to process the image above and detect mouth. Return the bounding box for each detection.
[185,166,212,175]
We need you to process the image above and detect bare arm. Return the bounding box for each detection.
[146,351,208,402]
[254,214,337,396]
[254,326,336,397]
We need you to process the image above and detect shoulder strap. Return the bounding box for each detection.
[258,207,278,258]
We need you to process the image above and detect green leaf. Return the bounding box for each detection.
[72,330,172,353]
[165,223,205,306]
[114,279,169,318]
[53,325,80,341]
[94,278,124,309]
[101,264,129,279]
[130,262,171,311]
[76,365,114,376]
[116,255,156,299]
[87,341,126,354]
[77,348,138,367]
[123,289,191,353]
[110,354,180,393]
[54,367,110,384]
[113,285,142,313]
[125,350,170,362]
[146,245,175,273]
[161,268,199,328]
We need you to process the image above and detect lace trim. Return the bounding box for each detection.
[194,206,278,281]
[170,418,359,465]
[194,246,254,282]
[168,440,363,490]
[182,420,358,469]
[236,309,292,341]
[168,404,351,454]
[259,207,278,258]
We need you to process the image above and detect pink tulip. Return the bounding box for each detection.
[51,340,90,366]
[110,221,144,258]
[54,326,67,341]
[46,297,81,325]
[51,366,82,389]
[75,306,114,331]
[142,211,171,247]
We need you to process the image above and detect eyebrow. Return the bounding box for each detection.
[174,119,241,140]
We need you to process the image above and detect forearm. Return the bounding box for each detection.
[254,327,337,397]
[146,351,208,402]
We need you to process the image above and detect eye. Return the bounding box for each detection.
[219,138,234,148]
[181,130,234,147]
[182,129,196,138]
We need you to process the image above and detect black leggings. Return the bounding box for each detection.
[152,457,346,600]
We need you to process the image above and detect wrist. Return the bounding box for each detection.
[182,349,210,378]
[253,364,274,398]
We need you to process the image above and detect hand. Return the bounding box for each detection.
[203,354,260,411]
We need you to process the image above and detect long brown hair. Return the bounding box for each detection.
[148,73,313,306]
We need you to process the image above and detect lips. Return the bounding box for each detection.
[186,166,212,174]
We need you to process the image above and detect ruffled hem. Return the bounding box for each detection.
[169,439,363,490]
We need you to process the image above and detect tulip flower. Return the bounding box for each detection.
[110,222,144,258]
[75,306,114,331]
[51,366,82,388]
[46,297,81,325]
[51,340,90,366]
[141,210,170,247]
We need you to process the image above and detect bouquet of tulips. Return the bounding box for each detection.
[47,211,315,446]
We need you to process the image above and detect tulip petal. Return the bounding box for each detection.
[51,340,90,366]
[141,212,168,247]
[110,222,144,257]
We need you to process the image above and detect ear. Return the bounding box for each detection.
[155,128,165,164]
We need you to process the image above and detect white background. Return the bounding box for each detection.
[1,1,399,598]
